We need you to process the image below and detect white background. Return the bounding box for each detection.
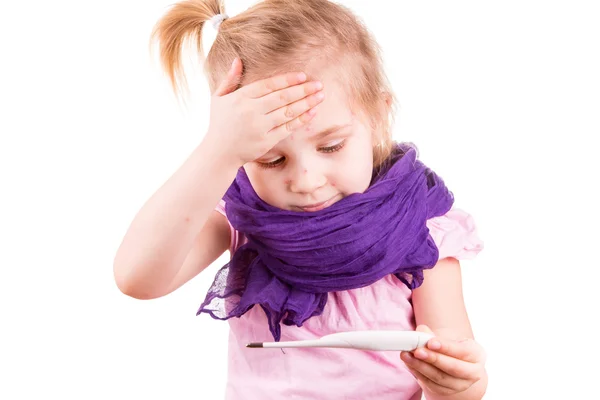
[1,0,598,399]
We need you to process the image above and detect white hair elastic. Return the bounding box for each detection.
[209,13,228,30]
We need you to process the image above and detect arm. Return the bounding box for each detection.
[113,62,325,300]
[113,137,239,300]
[408,257,488,400]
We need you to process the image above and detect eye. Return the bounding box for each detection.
[319,139,346,153]
[256,157,285,169]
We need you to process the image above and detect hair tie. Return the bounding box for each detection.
[209,13,228,31]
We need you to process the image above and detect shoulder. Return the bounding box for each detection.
[427,208,484,260]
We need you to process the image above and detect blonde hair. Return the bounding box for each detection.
[151,0,397,166]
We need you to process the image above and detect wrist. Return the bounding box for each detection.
[200,131,245,173]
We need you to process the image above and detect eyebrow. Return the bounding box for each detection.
[311,123,352,141]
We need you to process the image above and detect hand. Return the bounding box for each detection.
[205,58,325,166]
[400,325,487,396]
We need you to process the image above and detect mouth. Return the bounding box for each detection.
[296,195,340,212]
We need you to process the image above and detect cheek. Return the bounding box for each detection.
[333,144,373,192]
[244,166,289,207]
[244,167,272,196]
[337,163,371,191]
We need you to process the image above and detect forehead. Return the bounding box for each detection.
[302,71,355,133]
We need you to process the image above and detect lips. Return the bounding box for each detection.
[297,195,339,212]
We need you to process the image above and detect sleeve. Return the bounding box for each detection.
[426,208,484,260]
[215,200,242,255]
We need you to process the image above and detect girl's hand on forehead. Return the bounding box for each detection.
[205,58,325,167]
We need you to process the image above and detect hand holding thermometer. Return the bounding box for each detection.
[246,330,434,351]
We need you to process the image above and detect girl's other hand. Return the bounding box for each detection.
[205,57,325,167]
[400,325,487,397]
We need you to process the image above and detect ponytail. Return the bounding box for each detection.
[150,0,226,96]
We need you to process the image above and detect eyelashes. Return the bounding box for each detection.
[320,141,345,153]
[256,140,346,170]
[257,158,285,169]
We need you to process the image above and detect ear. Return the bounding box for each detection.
[381,90,393,108]
[376,91,393,128]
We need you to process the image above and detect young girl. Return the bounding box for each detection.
[114,0,488,398]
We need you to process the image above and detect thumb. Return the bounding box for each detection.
[214,57,243,97]
[415,324,434,334]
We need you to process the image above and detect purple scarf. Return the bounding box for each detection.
[196,142,454,341]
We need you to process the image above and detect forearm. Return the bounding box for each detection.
[113,135,240,294]
[423,370,488,400]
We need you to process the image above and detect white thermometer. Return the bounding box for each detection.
[246,330,434,351]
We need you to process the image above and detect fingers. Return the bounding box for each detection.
[410,347,481,380]
[415,324,434,334]
[415,325,484,363]
[259,80,323,114]
[214,58,243,97]
[401,352,475,393]
[425,337,484,364]
[242,72,309,99]
[266,107,318,142]
[405,365,457,396]
[266,91,325,129]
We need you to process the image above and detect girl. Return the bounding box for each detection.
[113,0,488,398]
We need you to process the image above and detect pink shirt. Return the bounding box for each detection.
[215,201,483,399]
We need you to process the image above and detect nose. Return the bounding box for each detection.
[289,164,326,194]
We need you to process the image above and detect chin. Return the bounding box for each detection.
[292,194,344,213]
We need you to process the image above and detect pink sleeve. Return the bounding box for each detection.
[215,200,240,254]
[426,208,484,260]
